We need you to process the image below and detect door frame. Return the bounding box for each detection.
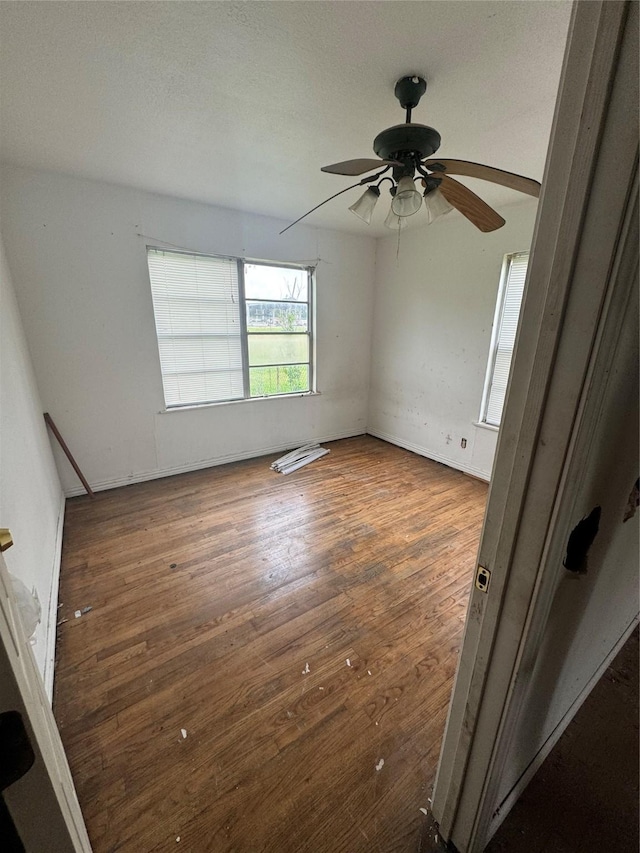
[432,2,638,850]
[0,548,92,851]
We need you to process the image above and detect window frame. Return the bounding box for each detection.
[479,251,529,428]
[147,246,315,410]
[241,258,315,402]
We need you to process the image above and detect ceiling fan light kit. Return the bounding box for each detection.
[280,75,541,236]
[383,206,403,231]
[391,175,423,217]
[348,185,381,224]
[423,188,454,224]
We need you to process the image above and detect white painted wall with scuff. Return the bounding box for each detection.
[367,201,538,480]
[0,231,64,695]
[0,165,376,495]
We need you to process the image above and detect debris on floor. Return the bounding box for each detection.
[271,443,330,475]
[419,808,428,816]
[375,758,385,771]
[180,728,187,739]
[302,662,310,674]
[346,658,351,667]
[74,606,93,618]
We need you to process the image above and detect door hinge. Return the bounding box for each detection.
[0,529,13,552]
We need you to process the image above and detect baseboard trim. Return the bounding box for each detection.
[488,613,640,841]
[366,429,491,482]
[64,430,366,497]
[42,492,65,702]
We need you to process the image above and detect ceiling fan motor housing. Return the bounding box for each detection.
[373,123,442,169]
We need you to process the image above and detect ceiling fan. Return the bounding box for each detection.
[280,75,540,235]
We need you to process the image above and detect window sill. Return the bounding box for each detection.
[158,390,322,414]
[474,421,500,432]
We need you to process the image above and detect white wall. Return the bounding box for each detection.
[368,201,538,480]
[0,165,376,494]
[0,230,64,694]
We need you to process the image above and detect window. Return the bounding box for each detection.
[480,252,529,427]
[147,248,313,408]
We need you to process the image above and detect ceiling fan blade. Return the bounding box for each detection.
[437,175,505,232]
[423,159,541,198]
[321,158,398,176]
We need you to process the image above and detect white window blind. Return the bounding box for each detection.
[483,252,529,427]
[147,248,244,407]
[147,248,313,408]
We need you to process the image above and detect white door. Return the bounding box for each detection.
[432,1,638,850]
[0,542,91,851]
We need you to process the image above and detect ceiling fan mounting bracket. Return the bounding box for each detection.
[394,75,427,110]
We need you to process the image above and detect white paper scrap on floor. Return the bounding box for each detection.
[271,444,330,475]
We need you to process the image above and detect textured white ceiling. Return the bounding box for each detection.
[0,1,572,236]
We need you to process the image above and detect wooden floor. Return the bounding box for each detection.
[54,436,487,853]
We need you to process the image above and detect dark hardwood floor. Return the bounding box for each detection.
[53,436,487,852]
